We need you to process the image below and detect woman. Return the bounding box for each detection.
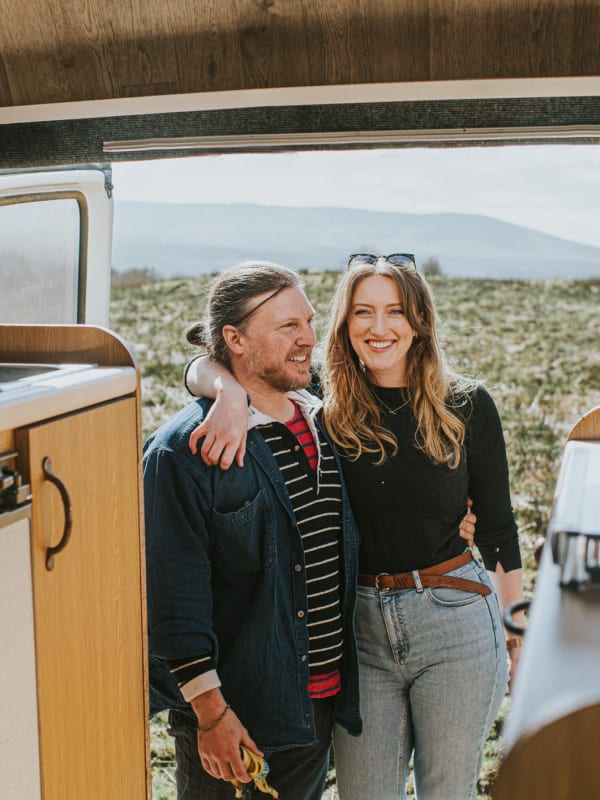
[321,254,522,800]
[185,254,523,799]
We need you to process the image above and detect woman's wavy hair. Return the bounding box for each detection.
[322,261,475,468]
[185,261,300,367]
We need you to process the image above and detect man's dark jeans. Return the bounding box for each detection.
[167,697,335,800]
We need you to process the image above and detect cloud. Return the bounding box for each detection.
[112,145,600,248]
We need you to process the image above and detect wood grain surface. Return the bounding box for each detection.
[568,406,600,441]
[494,703,600,799]
[16,398,148,798]
[0,324,138,369]
[1,0,599,106]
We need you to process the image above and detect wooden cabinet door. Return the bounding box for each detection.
[18,398,148,799]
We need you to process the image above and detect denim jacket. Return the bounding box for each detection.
[143,395,362,750]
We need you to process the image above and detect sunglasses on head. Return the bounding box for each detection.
[347,253,417,271]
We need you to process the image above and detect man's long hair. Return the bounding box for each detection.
[322,261,475,468]
[186,261,300,367]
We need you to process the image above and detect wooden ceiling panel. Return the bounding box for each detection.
[0,0,75,105]
[235,0,309,89]
[428,0,580,81]
[572,3,600,76]
[166,0,245,92]
[110,0,181,96]
[0,0,599,108]
[44,0,119,100]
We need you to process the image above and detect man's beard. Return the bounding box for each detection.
[248,350,313,393]
[260,366,311,392]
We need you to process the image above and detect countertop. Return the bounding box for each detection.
[0,365,137,431]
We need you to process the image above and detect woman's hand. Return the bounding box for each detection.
[486,564,526,694]
[185,355,249,469]
[189,388,248,469]
[506,638,522,693]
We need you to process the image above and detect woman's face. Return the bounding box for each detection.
[346,274,416,387]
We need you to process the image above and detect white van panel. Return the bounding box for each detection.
[0,168,113,326]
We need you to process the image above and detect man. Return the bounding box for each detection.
[144,262,362,799]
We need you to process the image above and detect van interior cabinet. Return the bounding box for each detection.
[17,399,147,797]
[0,324,149,800]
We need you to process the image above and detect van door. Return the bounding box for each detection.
[0,165,113,326]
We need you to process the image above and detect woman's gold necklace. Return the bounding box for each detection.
[377,394,410,415]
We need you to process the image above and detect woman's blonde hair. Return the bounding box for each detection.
[322,261,475,468]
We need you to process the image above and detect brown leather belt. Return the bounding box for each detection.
[358,551,491,595]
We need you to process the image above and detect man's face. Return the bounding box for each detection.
[239,286,316,393]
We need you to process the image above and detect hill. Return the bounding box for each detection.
[111,201,600,280]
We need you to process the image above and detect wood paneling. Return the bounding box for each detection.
[0,324,137,369]
[18,398,147,798]
[568,406,600,441]
[0,430,14,452]
[428,0,579,80]
[0,0,599,107]
[494,704,600,800]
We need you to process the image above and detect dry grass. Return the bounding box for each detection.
[110,273,600,799]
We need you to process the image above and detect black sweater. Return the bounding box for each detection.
[341,384,521,574]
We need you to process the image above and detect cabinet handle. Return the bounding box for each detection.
[42,456,73,571]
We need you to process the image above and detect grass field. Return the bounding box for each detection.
[110,273,599,799]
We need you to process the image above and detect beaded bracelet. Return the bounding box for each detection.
[197,704,231,734]
[506,637,523,652]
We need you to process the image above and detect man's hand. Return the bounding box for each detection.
[459,499,477,548]
[191,689,262,783]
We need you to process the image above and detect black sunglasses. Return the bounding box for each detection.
[347,253,417,271]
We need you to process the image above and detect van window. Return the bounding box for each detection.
[0,196,81,323]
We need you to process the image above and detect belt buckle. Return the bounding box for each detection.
[375,572,390,591]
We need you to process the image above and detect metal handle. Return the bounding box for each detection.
[503,599,531,636]
[42,456,73,570]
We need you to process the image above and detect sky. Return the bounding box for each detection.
[112,145,600,249]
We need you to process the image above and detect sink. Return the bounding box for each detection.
[0,363,96,393]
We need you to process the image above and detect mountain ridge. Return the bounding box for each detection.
[111,201,600,280]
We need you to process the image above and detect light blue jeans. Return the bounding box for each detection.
[334,554,508,800]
